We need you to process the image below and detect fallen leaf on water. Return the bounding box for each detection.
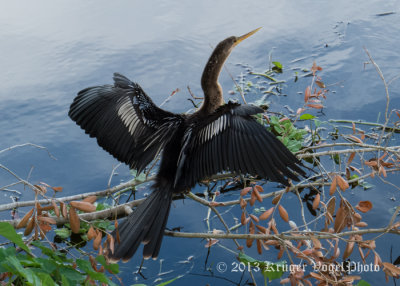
[356,201,373,213]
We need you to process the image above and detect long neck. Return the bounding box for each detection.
[198,43,232,115]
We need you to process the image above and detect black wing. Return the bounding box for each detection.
[175,102,305,187]
[69,73,183,173]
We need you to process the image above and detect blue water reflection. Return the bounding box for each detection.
[1,0,399,284]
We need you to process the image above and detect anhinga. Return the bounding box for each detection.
[68,28,306,261]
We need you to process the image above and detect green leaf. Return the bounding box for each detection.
[58,267,85,283]
[273,125,284,134]
[286,140,302,153]
[61,274,71,286]
[0,222,31,254]
[357,280,371,286]
[76,258,92,273]
[156,275,183,286]
[299,113,316,120]
[272,61,283,73]
[54,228,71,239]
[6,255,41,285]
[238,253,286,281]
[96,255,119,274]
[36,272,56,286]
[35,258,58,274]
[331,154,340,165]
[272,61,282,69]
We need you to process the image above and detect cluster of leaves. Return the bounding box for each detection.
[0,222,119,285]
[267,116,308,153]
[6,182,120,284]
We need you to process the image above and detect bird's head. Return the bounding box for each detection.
[211,27,262,60]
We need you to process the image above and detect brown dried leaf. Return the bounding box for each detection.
[334,205,346,233]
[70,201,96,213]
[249,195,256,206]
[355,222,368,227]
[37,216,56,225]
[306,103,324,109]
[326,197,336,216]
[348,152,356,165]
[256,240,262,254]
[52,186,63,192]
[309,271,324,281]
[382,262,400,276]
[51,200,60,217]
[304,86,311,102]
[336,176,350,191]
[315,80,325,88]
[253,189,263,203]
[204,239,219,248]
[249,220,255,234]
[246,238,253,248]
[83,196,97,204]
[240,187,252,196]
[347,135,363,144]
[69,207,80,234]
[249,214,259,223]
[349,165,362,174]
[247,221,255,248]
[272,194,283,205]
[114,219,120,244]
[16,208,34,229]
[39,223,52,233]
[93,230,102,250]
[38,205,54,211]
[60,202,68,218]
[241,212,246,225]
[239,197,247,209]
[255,225,268,234]
[34,184,47,195]
[24,217,35,236]
[329,176,337,195]
[87,226,97,240]
[269,218,279,234]
[312,193,320,210]
[277,247,284,259]
[374,252,382,266]
[343,240,355,260]
[259,207,274,220]
[311,237,322,249]
[311,61,323,74]
[353,212,362,222]
[379,166,387,177]
[278,205,289,222]
[356,201,373,213]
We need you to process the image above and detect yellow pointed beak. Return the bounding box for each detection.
[234,27,262,46]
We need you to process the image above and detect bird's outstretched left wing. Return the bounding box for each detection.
[175,102,305,187]
[69,73,183,173]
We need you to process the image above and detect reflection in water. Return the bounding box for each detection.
[0,0,399,284]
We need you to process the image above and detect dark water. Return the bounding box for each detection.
[1,0,399,285]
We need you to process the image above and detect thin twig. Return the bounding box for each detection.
[0,143,56,160]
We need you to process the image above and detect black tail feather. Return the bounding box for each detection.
[108,188,173,262]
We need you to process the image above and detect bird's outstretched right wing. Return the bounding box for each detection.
[175,102,306,188]
[69,73,183,173]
